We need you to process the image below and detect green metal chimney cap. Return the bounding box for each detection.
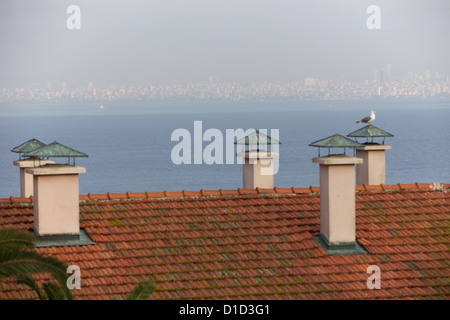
[347,125,394,138]
[11,138,46,154]
[309,133,364,148]
[234,130,281,145]
[24,141,88,158]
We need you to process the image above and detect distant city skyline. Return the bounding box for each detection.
[1,1,449,90]
[1,67,448,104]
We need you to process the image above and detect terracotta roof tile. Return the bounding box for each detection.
[256,188,276,194]
[164,191,184,197]
[107,192,128,200]
[126,192,147,199]
[88,193,109,200]
[238,188,258,195]
[381,184,401,191]
[9,196,32,204]
[292,187,313,194]
[182,190,201,197]
[200,189,221,196]
[219,189,239,196]
[146,191,165,198]
[398,183,418,190]
[0,183,448,300]
[273,187,294,194]
[363,184,383,191]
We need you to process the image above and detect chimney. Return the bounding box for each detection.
[347,125,394,186]
[237,150,279,189]
[13,159,55,198]
[355,145,391,185]
[27,164,86,237]
[312,155,362,246]
[23,141,88,238]
[235,130,280,189]
[309,134,367,254]
[11,139,54,197]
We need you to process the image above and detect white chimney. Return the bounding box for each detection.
[11,138,54,197]
[356,144,391,185]
[312,155,362,250]
[26,164,85,237]
[13,159,55,198]
[235,130,280,189]
[346,125,393,186]
[237,150,279,189]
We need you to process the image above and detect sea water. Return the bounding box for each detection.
[0,99,448,197]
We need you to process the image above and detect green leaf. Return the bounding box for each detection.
[42,282,68,300]
[125,279,155,300]
[0,229,35,251]
[0,229,73,300]
[15,274,44,300]
[0,250,71,299]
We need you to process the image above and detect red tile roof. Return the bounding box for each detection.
[0,183,449,300]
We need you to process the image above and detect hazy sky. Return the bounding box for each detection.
[1,0,449,88]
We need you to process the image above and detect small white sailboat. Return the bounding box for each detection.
[100,104,104,110]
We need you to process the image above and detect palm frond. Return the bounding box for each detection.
[15,274,44,300]
[0,229,74,300]
[0,250,71,298]
[0,229,35,251]
[42,282,69,300]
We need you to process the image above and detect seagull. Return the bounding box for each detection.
[356,110,376,126]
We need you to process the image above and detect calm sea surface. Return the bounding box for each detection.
[0,99,449,197]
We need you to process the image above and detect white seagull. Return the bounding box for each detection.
[356,110,376,126]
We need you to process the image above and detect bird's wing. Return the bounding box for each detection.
[360,115,372,123]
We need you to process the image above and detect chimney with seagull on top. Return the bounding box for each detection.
[347,124,394,186]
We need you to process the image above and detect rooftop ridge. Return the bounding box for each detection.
[0,183,447,205]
